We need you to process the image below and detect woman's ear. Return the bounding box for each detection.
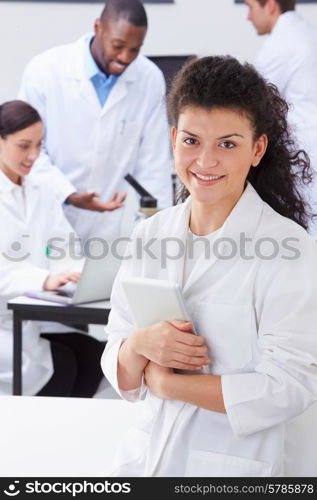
[252,134,268,167]
[171,127,177,152]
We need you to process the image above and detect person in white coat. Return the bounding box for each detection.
[18,0,173,243]
[0,100,105,397]
[101,56,317,477]
[245,0,317,236]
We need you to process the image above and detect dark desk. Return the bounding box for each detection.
[7,296,111,396]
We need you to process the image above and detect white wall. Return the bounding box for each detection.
[1,0,317,102]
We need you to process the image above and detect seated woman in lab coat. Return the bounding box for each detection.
[0,100,105,397]
[101,56,317,477]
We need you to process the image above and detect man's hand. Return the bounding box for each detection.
[66,191,127,212]
[43,270,81,291]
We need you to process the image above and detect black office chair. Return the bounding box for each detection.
[148,55,196,93]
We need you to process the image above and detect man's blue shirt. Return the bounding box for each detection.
[84,35,120,107]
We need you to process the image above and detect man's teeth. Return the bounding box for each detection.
[195,173,223,181]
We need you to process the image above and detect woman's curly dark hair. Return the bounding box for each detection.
[167,55,314,229]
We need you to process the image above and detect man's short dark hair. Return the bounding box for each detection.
[256,0,296,13]
[100,0,148,28]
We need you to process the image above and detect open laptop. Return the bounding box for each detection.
[25,249,121,305]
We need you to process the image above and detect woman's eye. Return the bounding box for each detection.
[219,141,235,149]
[184,137,197,145]
[18,145,28,151]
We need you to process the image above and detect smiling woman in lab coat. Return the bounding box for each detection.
[0,100,105,397]
[102,56,317,477]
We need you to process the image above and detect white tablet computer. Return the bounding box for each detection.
[121,276,192,328]
[121,276,209,374]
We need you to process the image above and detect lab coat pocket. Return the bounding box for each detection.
[185,450,272,477]
[107,426,149,477]
[195,303,252,374]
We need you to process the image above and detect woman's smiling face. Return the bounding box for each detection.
[0,121,43,184]
[172,106,267,212]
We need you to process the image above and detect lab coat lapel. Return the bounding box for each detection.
[68,36,100,110]
[179,194,223,296]
[182,227,224,296]
[24,178,40,223]
[101,77,129,116]
[160,198,191,287]
[101,60,137,116]
[182,184,264,296]
[78,78,100,109]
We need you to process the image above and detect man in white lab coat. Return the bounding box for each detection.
[19,0,173,242]
[245,0,317,236]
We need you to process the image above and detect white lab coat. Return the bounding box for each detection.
[254,11,317,236]
[0,170,82,395]
[18,35,173,242]
[102,183,317,477]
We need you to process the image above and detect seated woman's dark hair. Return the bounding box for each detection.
[0,100,41,138]
[168,55,314,230]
